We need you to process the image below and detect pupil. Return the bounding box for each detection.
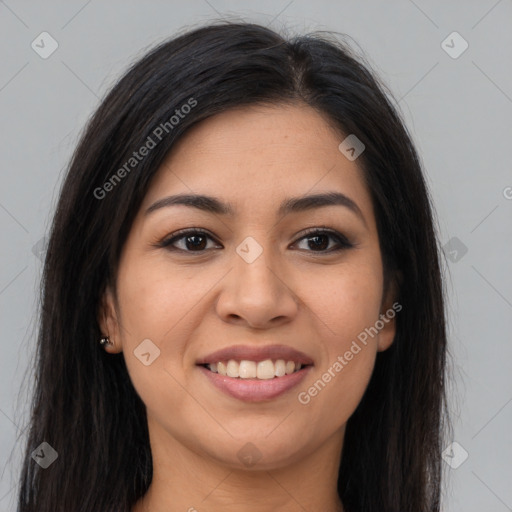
[187,235,206,250]
[183,234,329,251]
[309,235,328,251]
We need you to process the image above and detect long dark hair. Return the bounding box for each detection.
[16,21,448,512]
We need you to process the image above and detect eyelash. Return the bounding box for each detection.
[158,226,354,254]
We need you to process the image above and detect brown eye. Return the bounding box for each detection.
[160,229,221,252]
[159,227,353,255]
[293,228,353,253]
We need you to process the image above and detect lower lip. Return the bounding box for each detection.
[198,365,312,402]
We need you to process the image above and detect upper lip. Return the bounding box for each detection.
[196,344,314,365]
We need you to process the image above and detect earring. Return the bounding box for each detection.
[99,336,113,348]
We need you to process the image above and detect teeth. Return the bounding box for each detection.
[207,359,305,379]
[239,360,257,378]
[275,359,286,377]
[217,361,227,376]
[226,360,239,378]
[285,361,295,375]
[257,359,275,379]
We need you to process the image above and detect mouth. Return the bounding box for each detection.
[196,345,314,402]
[200,359,309,379]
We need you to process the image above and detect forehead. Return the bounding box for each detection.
[165,102,345,167]
[141,103,375,226]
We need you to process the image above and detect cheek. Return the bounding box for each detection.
[296,262,382,421]
[114,259,186,384]
[116,257,199,341]
[306,260,383,347]
[115,262,198,427]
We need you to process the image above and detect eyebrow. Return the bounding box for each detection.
[145,191,366,226]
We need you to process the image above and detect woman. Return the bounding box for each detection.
[17,21,449,512]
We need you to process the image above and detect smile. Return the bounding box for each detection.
[196,344,314,401]
[204,359,305,379]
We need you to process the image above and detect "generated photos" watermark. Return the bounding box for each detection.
[298,301,402,404]
[93,97,197,200]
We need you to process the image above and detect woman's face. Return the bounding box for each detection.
[101,103,397,471]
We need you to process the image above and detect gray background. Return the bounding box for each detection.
[1,1,511,510]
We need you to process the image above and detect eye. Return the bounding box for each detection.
[159,228,221,252]
[158,227,354,254]
[292,227,354,253]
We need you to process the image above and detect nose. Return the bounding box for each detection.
[215,243,299,329]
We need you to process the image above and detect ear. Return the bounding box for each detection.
[97,285,123,353]
[376,270,402,352]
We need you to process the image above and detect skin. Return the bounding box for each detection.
[99,103,398,512]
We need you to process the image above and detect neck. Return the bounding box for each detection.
[132,418,345,512]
